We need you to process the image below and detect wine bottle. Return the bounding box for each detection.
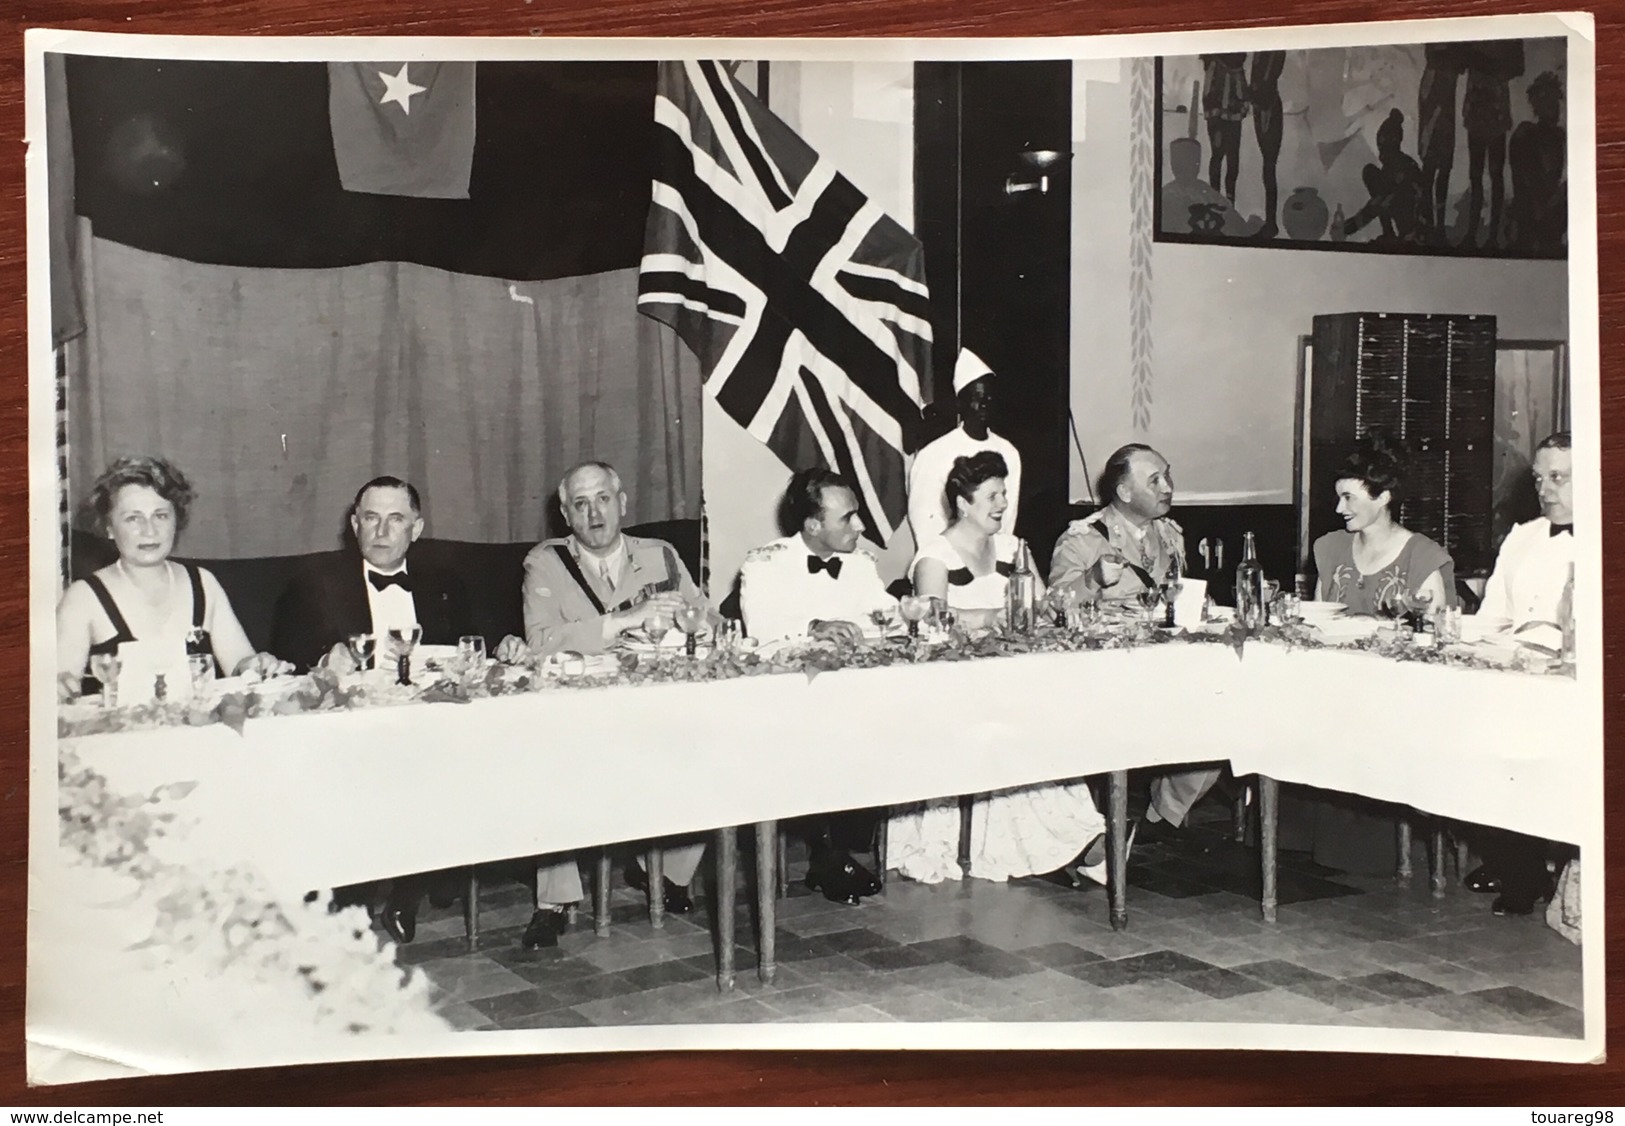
[1162,551,1181,628]
[1236,531,1264,630]
[1006,540,1037,635]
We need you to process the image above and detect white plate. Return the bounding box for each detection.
[1298,600,1348,618]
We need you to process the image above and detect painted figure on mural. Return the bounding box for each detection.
[1200,53,1249,202]
[1509,70,1567,257]
[1417,43,1467,242]
[1461,39,1526,250]
[1248,51,1287,239]
[1344,109,1428,246]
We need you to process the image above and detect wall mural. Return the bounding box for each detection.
[1154,38,1567,258]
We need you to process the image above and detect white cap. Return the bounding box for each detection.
[953,348,994,395]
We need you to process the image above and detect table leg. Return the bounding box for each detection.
[1106,770,1128,931]
[715,826,737,992]
[755,821,777,985]
[463,869,480,952]
[1259,774,1279,924]
[646,847,665,930]
[594,849,612,938]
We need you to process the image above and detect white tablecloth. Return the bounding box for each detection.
[63,641,1589,896]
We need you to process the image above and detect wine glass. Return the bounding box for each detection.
[346,632,377,673]
[458,635,486,679]
[88,651,121,708]
[643,609,673,650]
[387,625,423,685]
[675,601,709,658]
[1136,585,1163,625]
[868,607,893,637]
[898,595,929,640]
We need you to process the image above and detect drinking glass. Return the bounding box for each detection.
[643,611,673,650]
[675,602,709,658]
[346,632,377,672]
[1435,604,1462,644]
[187,652,214,698]
[88,651,121,708]
[458,635,486,678]
[1277,592,1302,625]
[1261,579,1281,625]
[1136,586,1163,625]
[899,595,929,640]
[387,625,423,685]
[868,607,892,637]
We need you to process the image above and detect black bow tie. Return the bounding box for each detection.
[807,555,843,579]
[369,570,413,592]
[1550,523,1573,538]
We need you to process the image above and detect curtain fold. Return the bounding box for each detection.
[65,232,701,559]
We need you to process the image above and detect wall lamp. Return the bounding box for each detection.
[1004,149,1071,196]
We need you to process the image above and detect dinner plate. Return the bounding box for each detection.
[1297,600,1348,618]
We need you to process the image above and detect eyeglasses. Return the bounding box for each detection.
[1532,472,1571,488]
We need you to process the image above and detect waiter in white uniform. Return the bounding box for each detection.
[907,348,1023,545]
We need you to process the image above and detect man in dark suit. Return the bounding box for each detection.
[273,475,472,674]
[271,475,475,945]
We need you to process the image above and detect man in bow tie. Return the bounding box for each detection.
[739,468,898,904]
[1465,430,1577,916]
[271,475,484,945]
[1477,431,1575,633]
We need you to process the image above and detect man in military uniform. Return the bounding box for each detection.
[740,468,898,902]
[1049,443,1222,843]
[497,461,707,948]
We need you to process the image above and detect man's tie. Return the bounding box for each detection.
[807,555,843,579]
[1551,523,1573,537]
[369,570,413,592]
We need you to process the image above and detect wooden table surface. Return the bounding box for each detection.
[3,0,1621,1106]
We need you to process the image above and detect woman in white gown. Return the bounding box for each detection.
[887,451,1108,887]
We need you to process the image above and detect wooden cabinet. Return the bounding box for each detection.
[1300,312,1497,580]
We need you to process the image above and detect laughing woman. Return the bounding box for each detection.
[56,456,290,701]
[886,452,1108,888]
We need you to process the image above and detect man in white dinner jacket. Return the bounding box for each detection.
[1465,430,1576,916]
[739,468,898,904]
[907,348,1024,546]
[1476,431,1575,633]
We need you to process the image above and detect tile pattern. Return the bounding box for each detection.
[392,801,1583,1038]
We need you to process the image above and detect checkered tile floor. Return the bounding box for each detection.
[393,801,1584,1037]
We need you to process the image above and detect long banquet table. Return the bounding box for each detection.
[62,637,1588,988]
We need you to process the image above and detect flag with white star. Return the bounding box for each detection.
[327,61,476,199]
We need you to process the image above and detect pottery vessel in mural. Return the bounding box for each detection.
[1282,187,1331,241]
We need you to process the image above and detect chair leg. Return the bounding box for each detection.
[958,795,975,876]
[775,826,789,899]
[463,869,480,952]
[1456,837,1472,881]
[647,846,665,930]
[874,815,889,891]
[1232,782,1249,843]
[1429,825,1448,898]
[594,848,612,937]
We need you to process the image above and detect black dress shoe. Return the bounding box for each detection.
[627,863,696,915]
[380,902,417,944]
[1465,865,1502,894]
[521,908,569,950]
[805,853,881,905]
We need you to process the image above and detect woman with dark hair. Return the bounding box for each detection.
[888,451,1108,886]
[56,456,289,701]
[1313,431,1456,615]
[1284,433,1459,875]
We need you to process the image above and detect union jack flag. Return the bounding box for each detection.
[637,60,932,547]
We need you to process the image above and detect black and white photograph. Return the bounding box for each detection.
[24,14,1602,1083]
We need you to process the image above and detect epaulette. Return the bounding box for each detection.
[854,545,879,563]
[745,541,790,560]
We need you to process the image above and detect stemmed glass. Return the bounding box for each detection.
[458,635,487,679]
[1136,586,1163,625]
[868,607,893,638]
[347,632,377,673]
[88,650,121,708]
[675,601,709,658]
[898,595,929,640]
[387,625,423,686]
[643,610,673,651]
